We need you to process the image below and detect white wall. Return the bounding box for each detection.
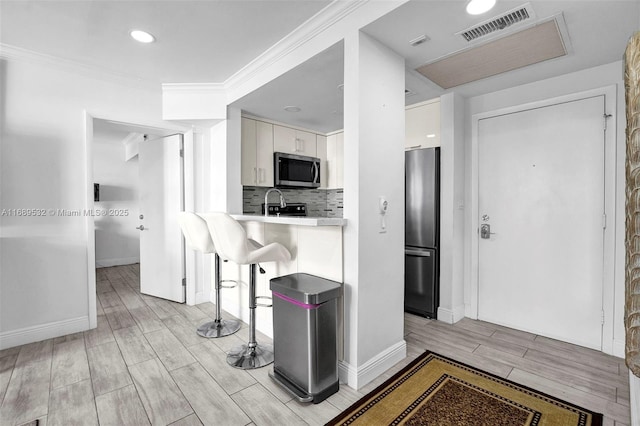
[438,93,466,323]
[462,61,626,356]
[342,30,406,388]
[93,133,140,267]
[0,51,173,349]
[209,107,243,214]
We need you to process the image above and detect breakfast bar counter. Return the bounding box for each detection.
[231,214,347,227]
[213,213,345,343]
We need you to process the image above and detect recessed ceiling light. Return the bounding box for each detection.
[130,30,155,43]
[284,106,301,113]
[466,0,496,15]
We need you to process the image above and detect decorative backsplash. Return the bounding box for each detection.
[243,187,343,218]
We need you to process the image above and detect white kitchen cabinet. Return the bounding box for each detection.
[316,135,327,188]
[256,121,274,186]
[326,131,344,189]
[405,99,440,150]
[241,117,257,186]
[241,117,274,187]
[273,125,317,157]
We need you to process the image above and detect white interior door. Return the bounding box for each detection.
[138,134,185,302]
[478,96,605,350]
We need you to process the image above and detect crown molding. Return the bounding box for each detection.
[223,0,369,102]
[0,43,159,91]
[1,1,408,119]
[162,82,225,94]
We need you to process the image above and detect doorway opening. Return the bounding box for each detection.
[86,115,189,328]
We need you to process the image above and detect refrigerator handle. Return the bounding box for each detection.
[405,248,432,257]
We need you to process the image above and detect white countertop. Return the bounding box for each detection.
[231,214,347,227]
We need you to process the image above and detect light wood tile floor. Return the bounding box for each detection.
[0,264,631,425]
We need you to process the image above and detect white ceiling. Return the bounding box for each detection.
[231,41,345,134]
[365,0,640,103]
[0,0,330,83]
[2,1,639,134]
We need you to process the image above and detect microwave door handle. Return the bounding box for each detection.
[312,161,319,184]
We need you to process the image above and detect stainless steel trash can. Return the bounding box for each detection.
[269,273,342,404]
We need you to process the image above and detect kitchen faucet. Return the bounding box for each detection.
[264,188,286,217]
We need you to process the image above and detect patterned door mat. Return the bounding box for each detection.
[326,352,603,426]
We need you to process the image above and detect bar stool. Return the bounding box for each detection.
[177,211,241,338]
[204,212,291,369]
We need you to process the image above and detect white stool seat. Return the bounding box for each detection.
[203,212,291,265]
[203,212,291,369]
[178,212,215,253]
[247,243,292,264]
[177,212,241,338]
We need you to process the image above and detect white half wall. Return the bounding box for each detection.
[342,30,406,389]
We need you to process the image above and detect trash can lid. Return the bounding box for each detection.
[269,273,342,305]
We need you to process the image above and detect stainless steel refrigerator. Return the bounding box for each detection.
[405,147,440,318]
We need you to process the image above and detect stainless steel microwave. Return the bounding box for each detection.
[274,152,320,188]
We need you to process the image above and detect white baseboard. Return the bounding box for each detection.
[195,291,210,305]
[338,340,407,390]
[437,304,466,324]
[0,316,90,350]
[630,372,640,426]
[612,339,626,359]
[96,257,140,268]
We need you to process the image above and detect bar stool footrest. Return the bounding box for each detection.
[255,295,273,308]
[219,279,238,289]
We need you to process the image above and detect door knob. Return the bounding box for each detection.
[480,224,495,239]
[136,225,145,231]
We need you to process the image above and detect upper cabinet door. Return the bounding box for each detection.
[316,135,327,189]
[273,125,317,157]
[405,100,440,150]
[326,132,344,189]
[256,121,274,187]
[241,118,274,187]
[335,131,344,188]
[294,130,317,157]
[273,125,296,154]
[241,117,257,186]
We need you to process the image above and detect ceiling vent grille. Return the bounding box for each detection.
[458,3,535,42]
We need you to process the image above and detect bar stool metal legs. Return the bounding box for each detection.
[226,264,274,369]
[197,254,242,338]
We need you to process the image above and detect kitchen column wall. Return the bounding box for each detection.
[342,30,406,389]
[209,106,243,214]
[437,93,466,323]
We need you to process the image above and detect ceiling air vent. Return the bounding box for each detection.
[458,3,536,42]
[417,17,566,89]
